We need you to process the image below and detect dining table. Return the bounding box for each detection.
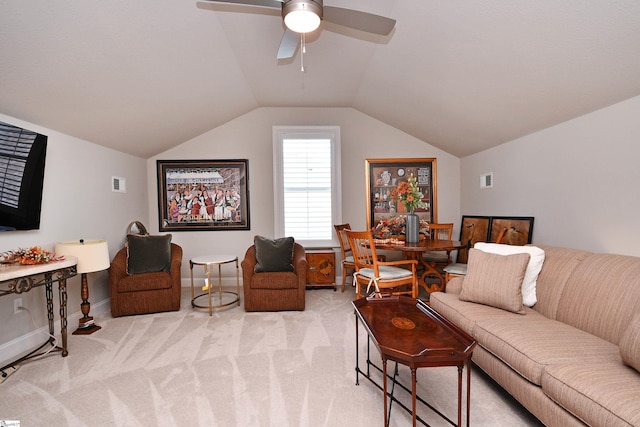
[373,238,466,295]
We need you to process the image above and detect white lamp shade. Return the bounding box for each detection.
[55,239,110,274]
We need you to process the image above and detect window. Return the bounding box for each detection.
[273,126,341,247]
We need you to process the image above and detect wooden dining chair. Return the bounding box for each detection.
[334,224,355,292]
[443,226,509,284]
[423,223,454,265]
[345,229,418,299]
[334,223,386,293]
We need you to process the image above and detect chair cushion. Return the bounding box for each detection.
[357,266,414,280]
[459,248,530,314]
[474,242,545,307]
[620,313,640,373]
[343,255,354,264]
[443,263,467,275]
[126,234,172,274]
[254,236,295,273]
[118,271,173,292]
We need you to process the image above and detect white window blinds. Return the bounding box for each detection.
[273,126,341,247]
[282,138,332,239]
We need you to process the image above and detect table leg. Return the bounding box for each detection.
[218,263,223,311]
[190,261,195,307]
[355,314,360,386]
[403,251,445,295]
[383,359,388,427]
[45,278,55,338]
[235,258,240,306]
[207,265,213,317]
[466,359,472,427]
[458,365,463,427]
[58,279,68,356]
[411,367,417,427]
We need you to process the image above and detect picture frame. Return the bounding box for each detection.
[456,215,492,263]
[157,159,250,232]
[489,216,534,246]
[365,158,437,229]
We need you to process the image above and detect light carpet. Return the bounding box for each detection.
[0,288,543,426]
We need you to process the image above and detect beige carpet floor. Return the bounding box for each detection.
[0,287,543,427]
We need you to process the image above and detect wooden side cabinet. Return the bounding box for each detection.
[305,249,336,291]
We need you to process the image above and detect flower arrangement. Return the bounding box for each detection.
[372,216,430,239]
[0,246,63,265]
[390,174,426,213]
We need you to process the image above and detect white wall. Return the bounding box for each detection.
[461,95,640,256]
[147,107,461,277]
[0,114,148,366]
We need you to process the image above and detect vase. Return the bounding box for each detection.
[405,211,420,243]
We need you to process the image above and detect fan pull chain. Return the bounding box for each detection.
[301,33,306,72]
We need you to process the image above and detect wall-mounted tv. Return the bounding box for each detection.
[0,121,48,231]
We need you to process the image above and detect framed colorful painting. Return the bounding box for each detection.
[365,158,437,229]
[157,159,250,231]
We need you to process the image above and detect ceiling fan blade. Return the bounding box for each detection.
[323,6,396,36]
[200,0,282,8]
[277,28,300,59]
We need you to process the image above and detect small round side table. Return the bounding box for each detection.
[189,254,240,316]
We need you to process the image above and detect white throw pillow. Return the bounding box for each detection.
[474,242,545,307]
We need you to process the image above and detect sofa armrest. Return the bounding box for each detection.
[446,276,464,294]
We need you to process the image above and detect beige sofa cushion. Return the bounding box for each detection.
[531,245,592,320]
[542,362,640,427]
[620,314,640,372]
[556,253,640,345]
[459,249,530,314]
[473,315,620,385]
[429,292,519,336]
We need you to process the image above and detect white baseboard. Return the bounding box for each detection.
[0,299,110,368]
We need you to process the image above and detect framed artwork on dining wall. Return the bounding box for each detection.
[157,159,250,232]
[489,216,534,246]
[365,158,437,229]
[456,215,492,263]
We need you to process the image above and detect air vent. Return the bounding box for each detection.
[480,173,493,189]
[112,176,126,193]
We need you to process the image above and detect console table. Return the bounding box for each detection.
[0,257,78,370]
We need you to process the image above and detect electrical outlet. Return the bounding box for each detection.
[14,298,23,314]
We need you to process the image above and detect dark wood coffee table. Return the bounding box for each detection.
[353,296,476,427]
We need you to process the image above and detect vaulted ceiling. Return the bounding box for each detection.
[2,1,640,158]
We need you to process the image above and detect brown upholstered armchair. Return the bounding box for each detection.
[108,243,183,317]
[241,242,307,312]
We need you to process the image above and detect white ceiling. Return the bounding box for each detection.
[2,1,640,158]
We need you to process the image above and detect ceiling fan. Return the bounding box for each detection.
[202,0,396,59]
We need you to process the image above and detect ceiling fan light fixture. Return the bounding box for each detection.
[283,0,322,34]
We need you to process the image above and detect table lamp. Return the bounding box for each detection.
[55,239,110,335]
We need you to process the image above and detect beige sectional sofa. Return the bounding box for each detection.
[430,245,640,427]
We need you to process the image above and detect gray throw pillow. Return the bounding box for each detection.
[126,234,172,274]
[254,236,295,273]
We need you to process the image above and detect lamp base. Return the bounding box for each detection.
[73,316,101,335]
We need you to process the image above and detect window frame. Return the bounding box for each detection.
[273,125,342,248]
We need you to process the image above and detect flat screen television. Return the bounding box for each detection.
[0,121,48,231]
